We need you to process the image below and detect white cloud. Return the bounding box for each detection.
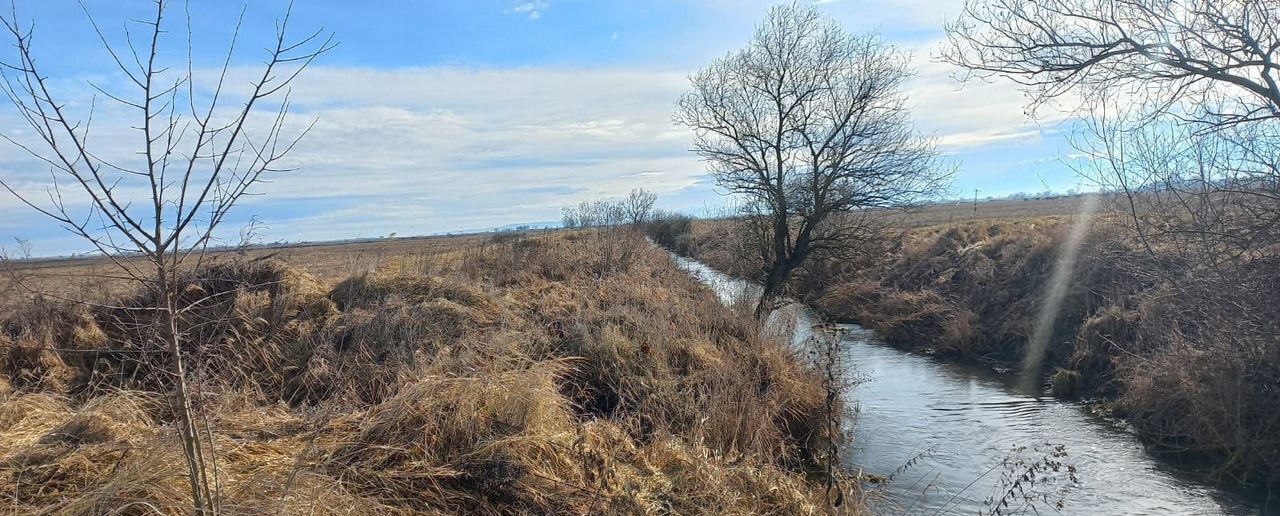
[0,56,1075,254]
[902,39,1070,151]
[0,65,705,252]
[254,68,701,230]
[504,1,549,21]
[0,3,1087,256]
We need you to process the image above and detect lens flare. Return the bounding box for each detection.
[1019,194,1099,392]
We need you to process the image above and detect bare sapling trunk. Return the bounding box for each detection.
[160,267,214,511]
[0,2,334,513]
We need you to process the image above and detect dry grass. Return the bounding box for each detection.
[0,230,854,514]
[681,198,1280,485]
[814,219,1115,360]
[1113,266,1280,484]
[685,216,1109,362]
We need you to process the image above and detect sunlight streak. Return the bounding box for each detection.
[1019,193,1099,390]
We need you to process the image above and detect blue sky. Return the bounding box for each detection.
[0,0,1082,256]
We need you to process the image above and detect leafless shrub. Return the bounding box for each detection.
[558,190,656,274]
[806,323,859,511]
[645,209,695,254]
[981,444,1078,516]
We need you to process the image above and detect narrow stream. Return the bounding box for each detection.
[672,255,1270,515]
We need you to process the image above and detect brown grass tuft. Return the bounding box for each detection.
[0,231,851,514]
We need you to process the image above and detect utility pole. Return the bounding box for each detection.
[973,188,979,212]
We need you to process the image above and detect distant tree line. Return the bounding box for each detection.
[560,188,657,229]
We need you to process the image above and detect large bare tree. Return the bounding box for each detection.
[944,0,1280,270]
[0,1,333,513]
[943,0,1280,125]
[677,3,947,317]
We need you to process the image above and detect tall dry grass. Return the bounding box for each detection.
[0,230,855,514]
[685,212,1280,486]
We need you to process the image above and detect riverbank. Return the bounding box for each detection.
[677,254,1265,514]
[656,202,1280,491]
[0,231,857,514]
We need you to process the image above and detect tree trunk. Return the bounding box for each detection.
[158,266,216,514]
[755,261,790,319]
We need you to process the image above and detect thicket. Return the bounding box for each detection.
[644,210,695,255]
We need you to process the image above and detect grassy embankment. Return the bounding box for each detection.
[0,230,859,514]
[658,197,1280,487]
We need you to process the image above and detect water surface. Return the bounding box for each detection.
[672,255,1268,515]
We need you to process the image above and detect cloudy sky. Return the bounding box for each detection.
[0,0,1083,256]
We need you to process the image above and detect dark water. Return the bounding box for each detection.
[672,255,1270,515]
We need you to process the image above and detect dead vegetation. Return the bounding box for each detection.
[681,200,1280,487]
[0,231,856,514]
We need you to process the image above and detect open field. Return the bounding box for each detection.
[3,234,498,307]
[0,230,857,514]
[893,196,1092,227]
[1,196,1085,306]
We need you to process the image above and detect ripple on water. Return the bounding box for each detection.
[671,255,1267,516]
[846,336,1251,515]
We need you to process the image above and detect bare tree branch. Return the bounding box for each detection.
[676,3,949,316]
[0,2,334,513]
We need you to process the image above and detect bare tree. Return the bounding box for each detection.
[946,2,1280,482]
[1075,104,1280,273]
[0,2,333,513]
[945,0,1280,270]
[943,0,1280,126]
[621,187,657,226]
[561,206,579,229]
[676,3,947,317]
